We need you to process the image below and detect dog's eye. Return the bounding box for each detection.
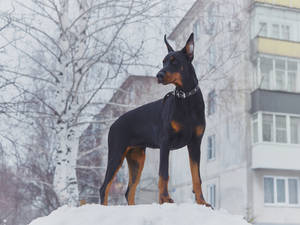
[171,58,178,65]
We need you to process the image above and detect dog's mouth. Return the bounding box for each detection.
[157,77,176,85]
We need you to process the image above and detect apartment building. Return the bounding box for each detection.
[168,0,300,224]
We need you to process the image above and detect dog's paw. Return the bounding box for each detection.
[196,200,213,209]
[159,195,174,204]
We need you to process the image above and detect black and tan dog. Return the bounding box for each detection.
[100,33,210,207]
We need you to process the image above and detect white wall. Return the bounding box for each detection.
[252,143,300,170]
[252,169,300,224]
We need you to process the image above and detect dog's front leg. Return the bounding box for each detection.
[158,142,174,204]
[188,140,211,208]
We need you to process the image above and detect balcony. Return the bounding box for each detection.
[251,89,300,115]
[254,0,300,9]
[251,37,300,60]
[252,143,300,170]
[251,108,300,170]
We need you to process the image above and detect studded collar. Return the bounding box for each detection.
[163,85,200,102]
[173,85,200,99]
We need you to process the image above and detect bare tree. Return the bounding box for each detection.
[0,13,14,115]
[2,0,162,206]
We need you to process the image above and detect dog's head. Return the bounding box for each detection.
[156,33,197,90]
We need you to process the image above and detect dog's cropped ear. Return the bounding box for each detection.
[164,35,174,53]
[182,33,194,62]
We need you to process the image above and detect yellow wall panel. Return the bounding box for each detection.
[255,0,300,9]
[257,37,300,58]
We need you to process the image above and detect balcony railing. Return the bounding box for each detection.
[252,143,300,170]
[251,89,300,115]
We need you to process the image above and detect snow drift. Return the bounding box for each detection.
[28,203,251,225]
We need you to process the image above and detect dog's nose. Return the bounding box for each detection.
[156,71,165,83]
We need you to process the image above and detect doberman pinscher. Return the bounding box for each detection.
[100,33,210,207]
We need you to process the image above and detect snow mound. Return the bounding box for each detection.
[28,203,250,225]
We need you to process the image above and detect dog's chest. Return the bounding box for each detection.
[164,97,205,149]
[168,115,201,149]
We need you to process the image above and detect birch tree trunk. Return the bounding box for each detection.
[53,0,89,206]
[53,124,80,206]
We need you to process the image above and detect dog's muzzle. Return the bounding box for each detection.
[156,71,165,83]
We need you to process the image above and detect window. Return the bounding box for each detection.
[207,184,216,208]
[258,21,290,40]
[193,20,201,40]
[271,23,290,40]
[287,61,297,92]
[252,114,258,143]
[272,24,280,39]
[290,117,300,144]
[275,59,286,90]
[259,22,267,36]
[264,177,274,203]
[289,179,299,204]
[262,114,273,142]
[264,176,299,205]
[206,2,218,35]
[275,115,287,143]
[252,112,300,145]
[207,135,216,160]
[258,56,299,92]
[260,57,273,89]
[276,178,286,203]
[282,25,290,40]
[207,90,216,115]
[208,44,217,70]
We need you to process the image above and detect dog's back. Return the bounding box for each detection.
[108,99,164,149]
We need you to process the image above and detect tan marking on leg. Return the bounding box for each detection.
[189,157,211,207]
[158,176,174,204]
[171,120,182,133]
[79,199,86,206]
[195,125,204,136]
[102,147,131,205]
[126,147,145,205]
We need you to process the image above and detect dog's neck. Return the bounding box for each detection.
[176,64,198,93]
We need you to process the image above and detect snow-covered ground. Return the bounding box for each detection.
[28,203,251,225]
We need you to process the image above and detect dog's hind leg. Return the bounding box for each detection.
[99,153,125,205]
[100,135,130,205]
[125,147,146,205]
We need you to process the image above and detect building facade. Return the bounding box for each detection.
[168,0,300,225]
